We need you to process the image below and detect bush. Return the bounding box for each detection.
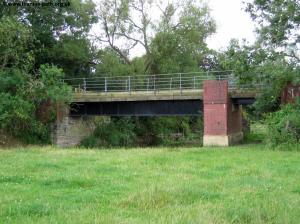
[80,136,99,148]
[265,101,300,150]
[248,62,300,123]
[0,65,71,144]
[81,117,137,148]
[81,116,203,148]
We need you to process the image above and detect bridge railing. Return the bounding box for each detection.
[64,71,262,93]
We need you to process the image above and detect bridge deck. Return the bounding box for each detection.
[73,89,258,103]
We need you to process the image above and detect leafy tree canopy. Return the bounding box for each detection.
[0,0,98,77]
[246,0,300,64]
[95,0,216,74]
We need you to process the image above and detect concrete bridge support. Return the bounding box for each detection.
[203,80,244,146]
[52,104,95,147]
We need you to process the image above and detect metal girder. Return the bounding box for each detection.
[70,100,203,117]
[232,98,256,105]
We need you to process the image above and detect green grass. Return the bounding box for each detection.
[0,145,299,223]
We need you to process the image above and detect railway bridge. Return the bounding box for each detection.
[53,71,261,147]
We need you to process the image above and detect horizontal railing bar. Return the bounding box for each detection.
[68,77,232,83]
[80,82,260,86]
[63,70,235,81]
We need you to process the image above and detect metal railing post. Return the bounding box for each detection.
[128,76,131,94]
[170,77,173,90]
[180,73,182,95]
[193,76,196,89]
[153,75,156,95]
[104,77,107,93]
[83,78,86,92]
[147,78,149,92]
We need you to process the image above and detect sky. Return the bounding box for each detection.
[206,0,257,51]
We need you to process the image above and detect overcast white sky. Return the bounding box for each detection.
[206,0,256,50]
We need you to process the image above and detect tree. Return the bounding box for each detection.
[215,39,299,114]
[96,48,135,76]
[216,39,282,83]
[95,0,153,65]
[0,16,72,143]
[50,36,97,78]
[150,1,216,73]
[246,0,300,63]
[0,0,98,77]
[95,0,216,73]
[0,17,34,71]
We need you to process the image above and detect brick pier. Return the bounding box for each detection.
[203,80,243,146]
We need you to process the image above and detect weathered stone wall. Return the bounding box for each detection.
[52,116,95,148]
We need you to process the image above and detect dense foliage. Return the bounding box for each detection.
[0,16,73,143]
[265,101,300,150]
[0,65,71,143]
[81,116,203,148]
[246,0,300,64]
[0,0,98,78]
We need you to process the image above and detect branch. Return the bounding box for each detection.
[89,33,109,43]
[110,45,131,64]
[284,51,300,62]
[125,16,143,31]
[103,17,111,41]
[127,41,139,51]
[101,16,131,64]
[115,32,146,47]
[129,4,143,13]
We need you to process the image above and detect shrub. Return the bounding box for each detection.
[252,60,299,115]
[80,136,98,148]
[81,117,137,148]
[265,101,300,150]
[81,116,203,148]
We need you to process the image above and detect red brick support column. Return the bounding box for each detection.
[203,80,243,146]
[281,83,300,104]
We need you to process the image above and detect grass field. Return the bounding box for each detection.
[0,145,299,223]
